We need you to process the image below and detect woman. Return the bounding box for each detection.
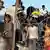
[4,13,14,50]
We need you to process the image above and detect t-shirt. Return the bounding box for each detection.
[27,26,38,39]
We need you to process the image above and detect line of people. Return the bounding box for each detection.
[15,4,50,50]
[3,4,50,50]
[21,5,50,50]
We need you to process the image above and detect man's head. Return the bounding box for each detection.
[42,5,45,10]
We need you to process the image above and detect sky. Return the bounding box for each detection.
[4,0,50,11]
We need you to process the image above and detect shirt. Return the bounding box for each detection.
[27,26,38,39]
[39,8,48,16]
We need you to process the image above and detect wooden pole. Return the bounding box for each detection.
[16,0,21,7]
[12,0,21,50]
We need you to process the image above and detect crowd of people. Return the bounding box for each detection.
[3,3,50,50]
[20,4,50,50]
[14,4,50,50]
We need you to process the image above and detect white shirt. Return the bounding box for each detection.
[27,26,38,39]
[39,8,47,16]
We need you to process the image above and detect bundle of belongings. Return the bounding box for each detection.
[31,9,40,18]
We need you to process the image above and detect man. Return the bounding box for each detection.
[39,5,48,16]
[38,5,48,22]
[27,23,38,50]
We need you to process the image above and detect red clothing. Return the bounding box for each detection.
[45,46,50,50]
[47,46,50,50]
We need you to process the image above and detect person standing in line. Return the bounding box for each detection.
[39,5,48,16]
[27,23,38,50]
[4,13,14,50]
[39,5,48,22]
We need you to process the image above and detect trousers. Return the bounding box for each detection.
[28,39,37,50]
